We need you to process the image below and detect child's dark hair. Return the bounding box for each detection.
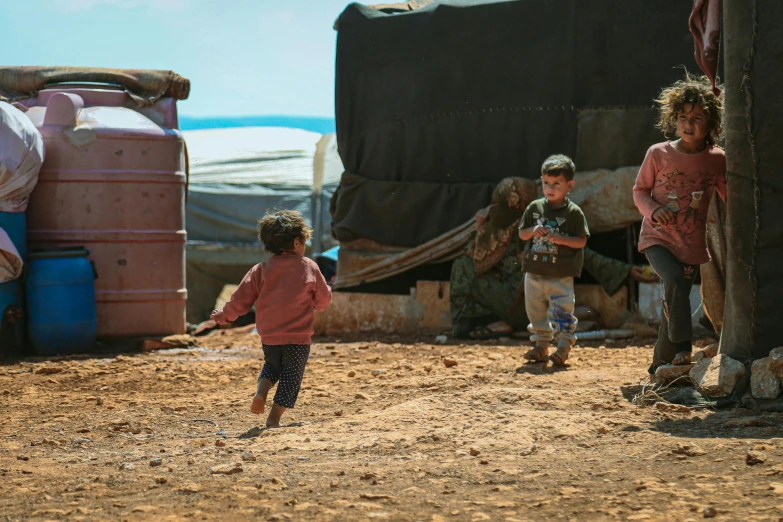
[257,210,312,255]
[656,73,724,146]
[541,154,576,181]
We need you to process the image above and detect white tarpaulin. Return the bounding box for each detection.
[0,101,44,212]
[183,126,345,322]
[0,226,22,282]
[184,127,343,249]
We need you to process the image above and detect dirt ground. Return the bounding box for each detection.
[2,329,782,522]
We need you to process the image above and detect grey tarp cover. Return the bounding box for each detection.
[721,0,783,362]
[184,127,342,322]
[331,0,695,247]
[0,67,190,107]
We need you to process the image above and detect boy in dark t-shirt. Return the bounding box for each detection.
[518,155,589,367]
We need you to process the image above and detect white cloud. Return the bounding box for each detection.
[55,0,187,13]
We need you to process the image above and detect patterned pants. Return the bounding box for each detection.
[258,344,310,409]
[524,273,577,344]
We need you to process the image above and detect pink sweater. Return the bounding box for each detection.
[633,142,727,265]
[218,253,332,345]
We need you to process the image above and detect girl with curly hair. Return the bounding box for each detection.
[633,74,727,374]
[211,210,332,427]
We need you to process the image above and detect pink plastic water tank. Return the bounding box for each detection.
[23,86,186,338]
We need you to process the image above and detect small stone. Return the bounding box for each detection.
[480,459,489,465]
[360,472,377,480]
[443,359,458,368]
[119,463,135,471]
[187,458,195,465]
[131,506,157,513]
[35,367,63,375]
[655,402,692,414]
[690,354,745,397]
[672,444,706,457]
[16,456,29,461]
[149,458,163,467]
[470,447,481,456]
[347,371,356,377]
[271,477,288,488]
[241,450,257,462]
[355,393,369,400]
[747,451,767,465]
[372,369,387,377]
[210,464,243,475]
[703,506,717,518]
[654,364,694,385]
[155,477,167,484]
[215,440,226,447]
[178,483,201,493]
[435,335,448,345]
[751,357,782,399]
[769,347,783,376]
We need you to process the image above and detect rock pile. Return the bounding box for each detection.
[654,344,783,400]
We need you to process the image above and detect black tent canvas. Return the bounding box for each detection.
[332,0,696,247]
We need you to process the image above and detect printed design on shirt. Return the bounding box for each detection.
[683,265,696,280]
[684,190,704,224]
[530,216,568,261]
[652,169,716,242]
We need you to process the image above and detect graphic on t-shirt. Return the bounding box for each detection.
[684,190,704,223]
[666,191,679,212]
[530,216,567,259]
[652,169,711,241]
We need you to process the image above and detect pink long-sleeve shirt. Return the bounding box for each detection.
[633,142,727,265]
[219,253,332,345]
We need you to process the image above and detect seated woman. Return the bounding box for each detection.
[450,177,656,339]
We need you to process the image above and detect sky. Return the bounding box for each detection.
[1,0,358,118]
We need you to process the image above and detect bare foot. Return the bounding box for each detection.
[250,395,265,414]
[266,403,286,427]
[672,351,692,365]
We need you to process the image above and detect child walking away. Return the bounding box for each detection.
[633,74,726,375]
[211,211,332,427]
[518,155,589,366]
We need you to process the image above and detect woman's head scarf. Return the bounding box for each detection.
[467,177,536,276]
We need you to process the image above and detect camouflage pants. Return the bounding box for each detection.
[450,247,632,338]
[450,254,527,338]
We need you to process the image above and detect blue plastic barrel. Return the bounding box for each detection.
[0,279,24,353]
[0,211,27,260]
[27,248,97,354]
[0,211,27,353]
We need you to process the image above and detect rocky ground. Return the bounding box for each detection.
[2,329,782,521]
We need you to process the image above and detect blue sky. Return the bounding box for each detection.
[2,0,356,118]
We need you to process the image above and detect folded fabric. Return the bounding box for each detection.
[0,101,44,212]
[0,226,22,282]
